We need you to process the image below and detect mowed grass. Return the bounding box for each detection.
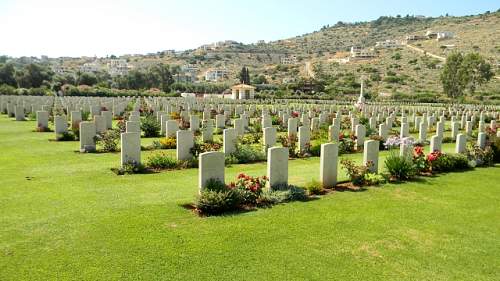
[0,115,499,281]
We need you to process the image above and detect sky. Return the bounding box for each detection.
[0,0,497,58]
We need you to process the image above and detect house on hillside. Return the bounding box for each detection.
[375,40,402,49]
[436,31,454,41]
[350,46,376,59]
[280,55,298,65]
[52,65,72,75]
[426,30,454,41]
[107,59,129,76]
[80,61,101,73]
[205,69,229,82]
[405,34,426,43]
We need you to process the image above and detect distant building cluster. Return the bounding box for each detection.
[205,69,229,82]
[280,55,298,65]
[406,30,454,43]
[349,46,376,59]
[375,40,403,49]
[106,59,129,76]
[200,40,241,51]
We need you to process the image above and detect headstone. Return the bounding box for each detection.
[190,115,200,132]
[449,121,459,140]
[176,130,194,161]
[202,120,213,142]
[355,124,366,148]
[198,151,225,193]
[436,121,444,139]
[160,114,168,135]
[320,143,338,188]
[36,111,49,130]
[126,121,141,133]
[328,124,340,142]
[298,126,310,153]
[166,120,179,138]
[465,121,473,136]
[429,135,441,153]
[216,114,225,129]
[288,118,298,138]
[121,132,141,167]
[477,132,486,149]
[419,122,427,142]
[54,115,68,136]
[267,147,288,188]
[234,118,245,136]
[101,111,113,129]
[379,123,388,141]
[223,128,237,155]
[455,134,466,154]
[363,140,379,173]
[400,122,409,138]
[14,106,25,121]
[70,111,82,130]
[263,127,277,152]
[94,115,106,134]
[80,122,96,152]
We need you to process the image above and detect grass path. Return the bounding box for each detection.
[0,115,499,281]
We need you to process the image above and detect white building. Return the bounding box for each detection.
[281,55,298,65]
[436,31,454,41]
[107,59,129,76]
[375,40,402,49]
[52,65,72,75]
[205,69,229,82]
[231,84,255,100]
[405,34,426,43]
[181,64,199,73]
[350,46,376,59]
[80,61,101,73]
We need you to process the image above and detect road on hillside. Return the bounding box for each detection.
[404,43,446,61]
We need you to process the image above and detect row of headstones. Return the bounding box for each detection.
[196,140,382,192]
[198,129,496,193]
[3,94,500,115]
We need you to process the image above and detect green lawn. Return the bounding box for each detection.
[0,115,499,281]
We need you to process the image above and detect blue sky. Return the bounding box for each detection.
[0,0,497,57]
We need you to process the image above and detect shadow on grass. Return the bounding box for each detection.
[333,181,368,193]
[180,196,320,217]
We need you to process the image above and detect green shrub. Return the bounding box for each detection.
[271,184,308,201]
[226,144,266,164]
[305,180,324,195]
[94,130,120,152]
[205,179,228,193]
[432,153,471,172]
[191,140,222,157]
[81,111,90,121]
[239,133,262,145]
[309,143,321,156]
[115,162,147,175]
[384,151,417,181]
[258,190,287,205]
[340,159,371,186]
[467,143,495,167]
[490,135,500,163]
[364,173,386,185]
[196,190,241,216]
[56,131,76,141]
[141,115,160,137]
[147,153,178,169]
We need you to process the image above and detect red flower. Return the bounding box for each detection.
[414,146,424,157]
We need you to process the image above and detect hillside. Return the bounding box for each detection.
[161,11,500,99]
[7,10,499,101]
